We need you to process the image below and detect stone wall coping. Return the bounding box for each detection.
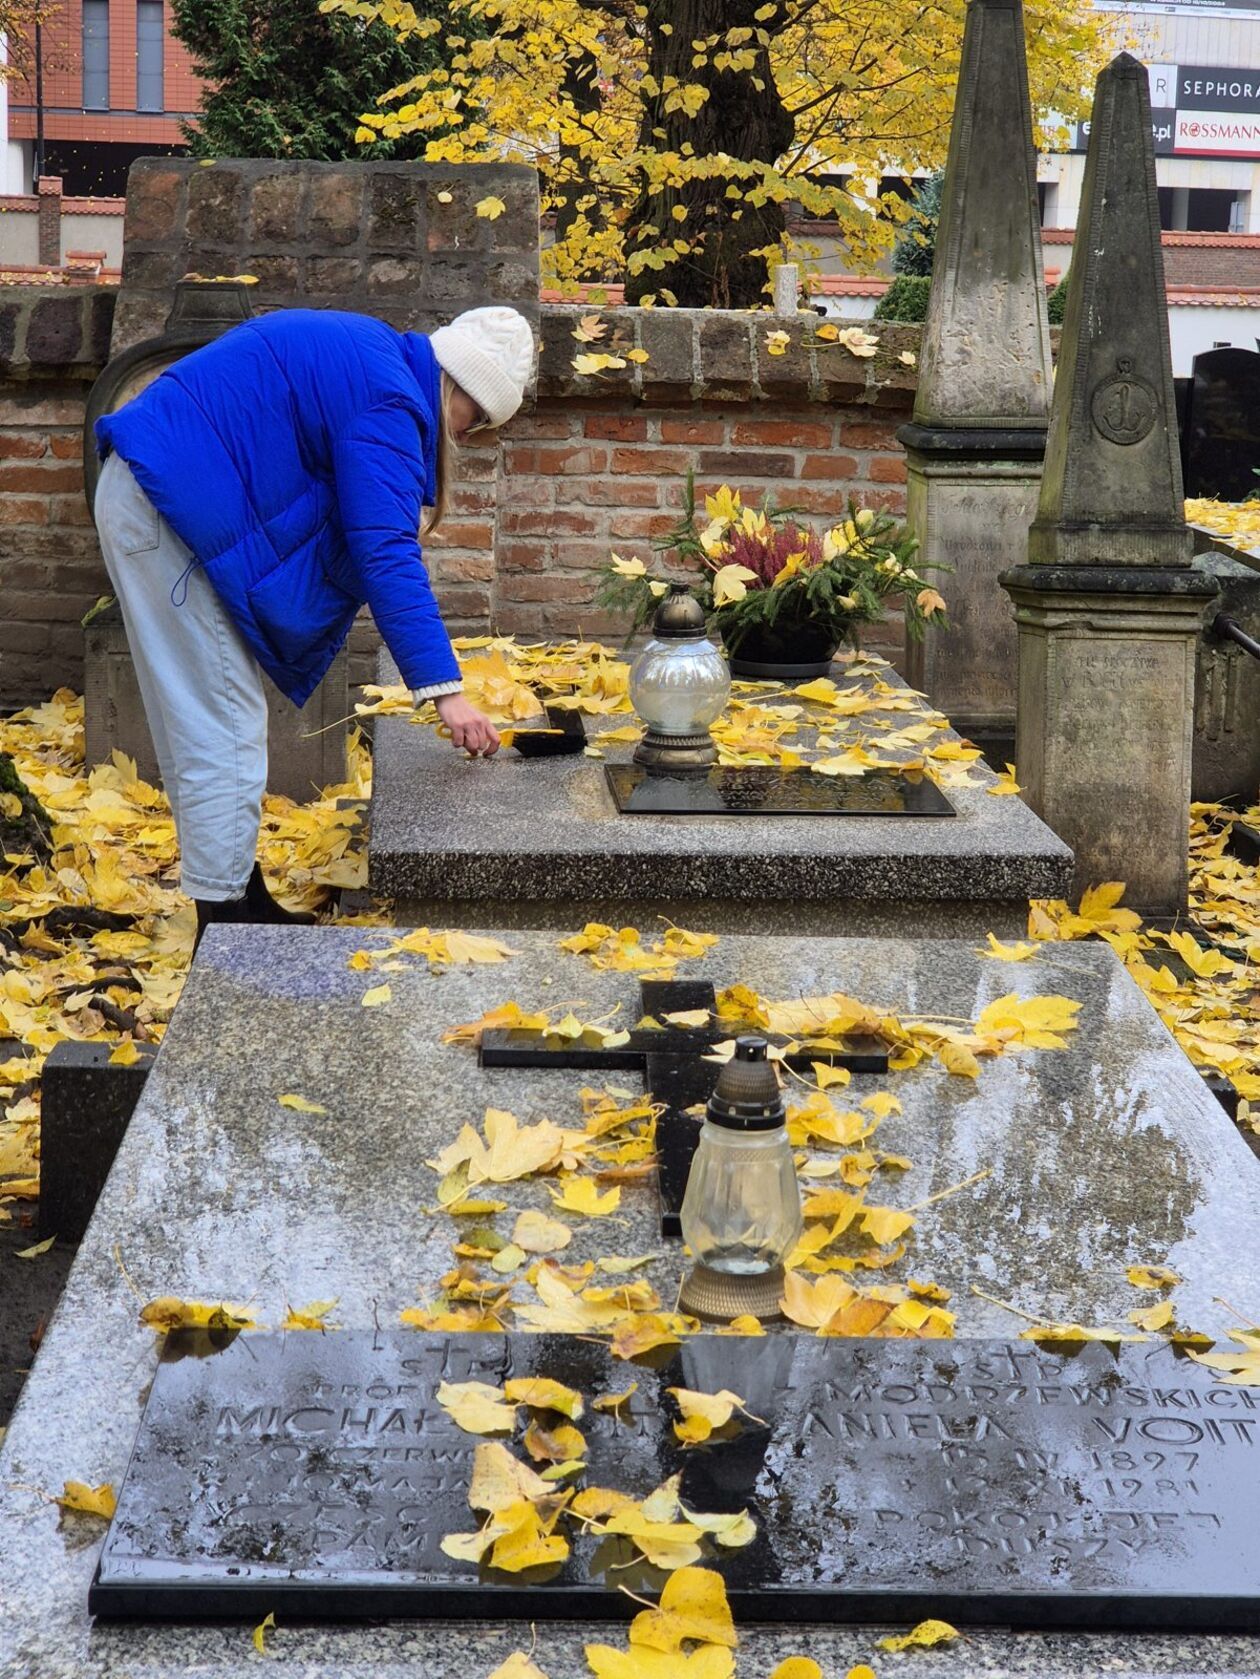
[538,304,922,406]
[0,284,117,378]
[0,282,921,404]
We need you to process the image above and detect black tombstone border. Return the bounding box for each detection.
[605,764,957,817]
[91,1328,1260,1634]
[480,978,889,1237]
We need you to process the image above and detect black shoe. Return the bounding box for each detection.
[244,862,317,927]
[193,893,250,954]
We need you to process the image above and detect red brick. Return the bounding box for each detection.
[0,497,49,526]
[507,413,575,441]
[437,555,496,582]
[864,488,907,515]
[801,453,860,480]
[49,434,84,460]
[492,606,545,636]
[607,512,678,541]
[434,586,490,617]
[429,521,494,549]
[49,495,94,527]
[553,541,614,570]
[697,450,796,478]
[609,447,693,476]
[0,435,47,460]
[514,445,608,476]
[557,479,660,508]
[7,588,99,621]
[497,540,547,573]
[499,508,600,538]
[583,415,648,442]
[0,462,82,493]
[841,421,902,450]
[771,485,849,516]
[867,455,908,484]
[659,418,725,445]
[730,420,833,449]
[498,575,595,603]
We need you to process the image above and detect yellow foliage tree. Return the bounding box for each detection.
[324,0,1112,307]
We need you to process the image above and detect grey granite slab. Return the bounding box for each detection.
[367,656,1073,931]
[2,926,1258,1677]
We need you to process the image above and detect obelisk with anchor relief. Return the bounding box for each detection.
[1002,53,1214,917]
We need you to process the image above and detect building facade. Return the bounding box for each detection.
[4,0,199,197]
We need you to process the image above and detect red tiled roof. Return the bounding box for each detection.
[1042,227,1260,248]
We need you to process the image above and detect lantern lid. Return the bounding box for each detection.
[707,1035,786,1131]
[652,584,708,640]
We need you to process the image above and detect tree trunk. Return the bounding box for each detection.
[624,0,793,309]
[554,53,607,248]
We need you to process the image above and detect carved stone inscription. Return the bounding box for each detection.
[93,1333,1260,1631]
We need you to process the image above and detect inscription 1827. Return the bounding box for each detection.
[92,1333,1260,1633]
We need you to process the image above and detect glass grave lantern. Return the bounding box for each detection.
[630,584,731,774]
[679,1035,802,1323]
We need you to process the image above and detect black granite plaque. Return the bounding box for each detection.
[92,1331,1260,1632]
[605,765,956,817]
[1183,346,1260,502]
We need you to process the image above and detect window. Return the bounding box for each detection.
[82,0,110,111]
[136,1,164,112]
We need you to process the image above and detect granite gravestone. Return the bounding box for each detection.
[1183,347,1260,503]
[604,765,956,817]
[92,1328,1260,1632]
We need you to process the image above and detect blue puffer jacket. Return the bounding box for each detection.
[95,309,461,707]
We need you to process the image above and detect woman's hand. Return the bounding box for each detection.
[435,693,501,757]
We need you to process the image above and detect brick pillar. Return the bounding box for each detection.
[36,176,62,268]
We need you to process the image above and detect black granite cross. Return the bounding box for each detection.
[479,978,889,1237]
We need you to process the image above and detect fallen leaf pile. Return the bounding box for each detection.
[1186,495,1260,556]
[1029,849,1260,1103]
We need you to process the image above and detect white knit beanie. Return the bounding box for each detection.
[430,306,534,430]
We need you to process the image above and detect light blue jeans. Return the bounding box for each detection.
[94,451,268,901]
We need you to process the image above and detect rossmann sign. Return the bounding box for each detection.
[1073,65,1260,157]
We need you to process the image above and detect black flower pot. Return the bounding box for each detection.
[718,616,844,680]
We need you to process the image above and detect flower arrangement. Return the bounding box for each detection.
[598,477,946,670]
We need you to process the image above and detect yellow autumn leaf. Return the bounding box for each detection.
[628,1565,738,1651]
[550,1176,621,1216]
[1129,1299,1176,1332]
[361,983,392,1007]
[712,564,759,607]
[281,1299,338,1330]
[572,313,609,343]
[877,1618,960,1652]
[139,1297,258,1332]
[57,1480,116,1519]
[524,1417,588,1463]
[436,1379,519,1434]
[573,352,628,376]
[252,1610,276,1655]
[1020,1322,1150,1345]
[513,1209,574,1253]
[771,1662,825,1679]
[14,1234,55,1259]
[468,1441,555,1511]
[487,1654,552,1679]
[585,1644,735,1679]
[1165,929,1233,978]
[593,1383,638,1415]
[988,762,1022,796]
[108,1038,142,1066]
[277,1093,328,1114]
[625,347,650,364]
[668,1387,754,1446]
[764,329,790,356]
[908,1278,951,1303]
[861,1205,915,1246]
[916,588,947,617]
[979,932,1038,962]
[811,1061,851,1091]
[1189,1345,1260,1384]
[1126,1264,1180,1289]
[975,992,1082,1051]
[476,194,506,219]
[504,1377,585,1419]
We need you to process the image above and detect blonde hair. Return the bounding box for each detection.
[423,372,458,538]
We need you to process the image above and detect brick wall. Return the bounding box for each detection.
[0,291,922,707]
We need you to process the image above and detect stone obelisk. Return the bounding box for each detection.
[899,0,1052,739]
[1001,53,1214,916]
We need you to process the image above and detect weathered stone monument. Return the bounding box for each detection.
[1002,54,1215,915]
[900,0,1052,739]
